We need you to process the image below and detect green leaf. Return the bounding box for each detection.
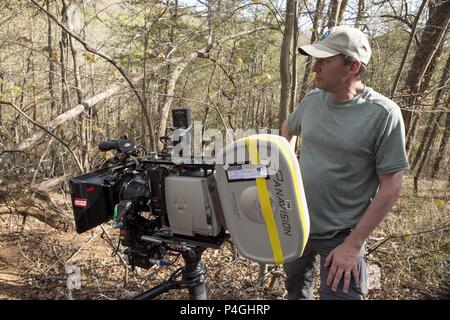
[10,85,23,94]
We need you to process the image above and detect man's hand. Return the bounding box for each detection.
[324,241,361,293]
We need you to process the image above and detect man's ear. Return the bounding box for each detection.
[349,60,362,76]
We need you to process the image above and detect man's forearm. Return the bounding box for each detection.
[281,119,293,142]
[345,172,403,249]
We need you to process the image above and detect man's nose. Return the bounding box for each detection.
[312,60,320,72]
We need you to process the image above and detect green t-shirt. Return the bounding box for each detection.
[287,87,409,239]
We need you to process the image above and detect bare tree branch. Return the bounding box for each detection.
[0,100,84,172]
[366,224,450,256]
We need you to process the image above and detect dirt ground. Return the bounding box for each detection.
[0,177,448,300]
[0,215,287,300]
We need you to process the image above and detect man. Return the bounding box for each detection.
[281,26,409,300]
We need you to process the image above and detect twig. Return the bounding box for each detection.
[257,264,268,286]
[97,293,115,300]
[17,241,35,265]
[268,270,285,289]
[99,225,129,285]
[0,150,28,156]
[52,244,64,265]
[66,232,97,264]
[366,224,450,256]
[40,248,68,278]
[206,97,234,142]
[31,137,54,186]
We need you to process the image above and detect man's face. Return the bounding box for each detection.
[311,55,349,93]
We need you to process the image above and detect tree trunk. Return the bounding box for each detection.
[254,89,263,127]
[337,0,348,25]
[299,0,324,99]
[46,0,56,117]
[251,90,256,128]
[279,0,296,131]
[413,107,445,192]
[261,95,267,127]
[201,0,218,131]
[400,0,450,135]
[157,60,189,150]
[0,74,3,126]
[61,0,82,105]
[411,53,450,170]
[141,29,149,150]
[354,0,365,28]
[327,0,342,28]
[390,0,429,99]
[405,20,448,153]
[431,96,450,179]
[59,38,68,110]
[202,52,220,128]
[289,0,299,113]
[69,37,83,104]
[19,51,33,112]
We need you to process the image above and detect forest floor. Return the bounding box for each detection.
[0,175,448,300]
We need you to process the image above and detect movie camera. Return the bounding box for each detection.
[69,109,309,299]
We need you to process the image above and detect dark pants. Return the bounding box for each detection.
[283,229,368,300]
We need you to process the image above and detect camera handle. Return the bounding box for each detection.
[132,247,208,300]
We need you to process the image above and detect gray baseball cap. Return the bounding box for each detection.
[298,26,371,65]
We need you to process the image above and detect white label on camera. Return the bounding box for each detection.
[74,198,87,208]
[226,164,268,181]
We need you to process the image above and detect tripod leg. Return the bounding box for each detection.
[182,248,208,300]
[184,261,207,300]
[188,280,207,300]
[133,281,177,300]
[131,247,209,300]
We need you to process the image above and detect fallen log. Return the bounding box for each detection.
[0,181,74,233]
